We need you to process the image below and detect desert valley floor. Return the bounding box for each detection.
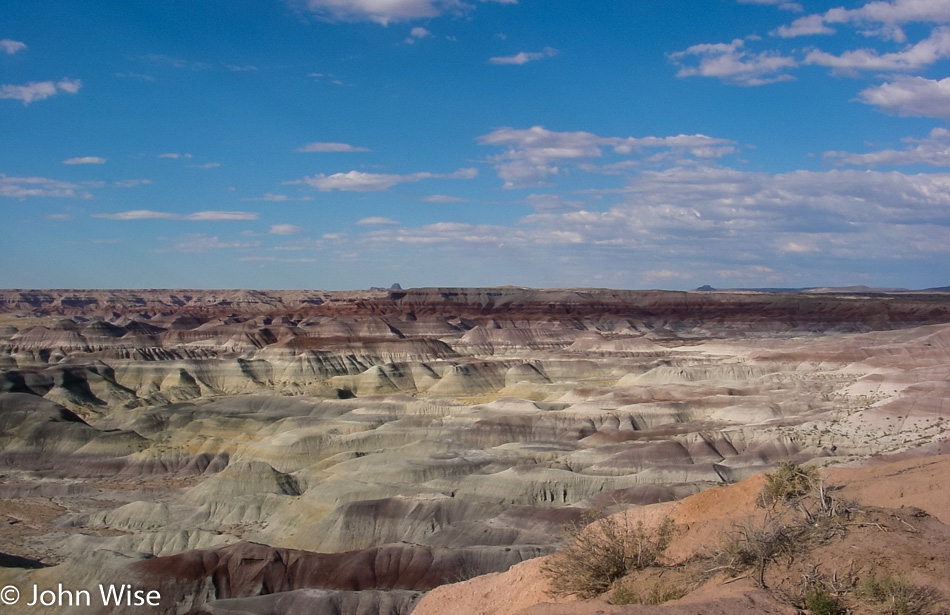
[1,287,949,614]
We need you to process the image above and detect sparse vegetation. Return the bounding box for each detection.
[717,513,802,587]
[803,582,845,615]
[541,510,675,598]
[610,580,687,606]
[759,460,822,507]
[856,574,939,615]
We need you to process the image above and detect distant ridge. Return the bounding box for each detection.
[690,284,946,294]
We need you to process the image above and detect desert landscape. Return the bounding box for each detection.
[0,287,949,614]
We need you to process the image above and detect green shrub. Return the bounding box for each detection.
[542,511,675,598]
[804,582,844,615]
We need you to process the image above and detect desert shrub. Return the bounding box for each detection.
[542,511,675,598]
[610,580,687,606]
[760,460,821,507]
[856,574,939,615]
[804,582,845,615]
[717,515,801,587]
[609,582,640,605]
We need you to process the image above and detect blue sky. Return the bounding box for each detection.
[2,0,950,290]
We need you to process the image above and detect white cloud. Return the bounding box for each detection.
[159,153,193,159]
[489,47,558,65]
[113,179,153,188]
[523,193,586,212]
[477,126,736,187]
[0,175,92,199]
[291,167,477,191]
[668,38,797,85]
[781,240,820,253]
[773,14,836,37]
[241,193,314,202]
[0,78,82,105]
[825,0,950,33]
[63,156,106,165]
[0,39,26,54]
[157,234,260,253]
[239,256,317,262]
[296,0,514,25]
[477,126,606,187]
[356,216,400,225]
[269,224,306,235]
[364,221,517,245]
[858,76,950,118]
[93,210,258,221]
[421,194,469,202]
[297,142,371,152]
[406,26,433,43]
[738,0,802,11]
[826,128,950,167]
[777,0,950,41]
[643,269,694,282]
[352,165,950,285]
[188,162,222,169]
[804,25,950,72]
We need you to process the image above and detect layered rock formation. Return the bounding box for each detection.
[0,288,949,614]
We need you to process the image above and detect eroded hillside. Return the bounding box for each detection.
[0,288,948,614]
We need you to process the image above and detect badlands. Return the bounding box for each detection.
[0,287,949,614]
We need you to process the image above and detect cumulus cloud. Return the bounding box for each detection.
[477,126,736,187]
[804,25,950,73]
[668,39,797,85]
[295,0,514,25]
[93,210,259,221]
[269,224,305,234]
[0,39,26,54]
[776,0,950,41]
[773,14,836,37]
[0,175,93,199]
[291,168,477,191]
[0,78,82,105]
[826,0,950,25]
[297,142,371,152]
[826,127,950,167]
[406,26,433,43]
[489,47,558,65]
[858,75,950,118]
[63,156,106,165]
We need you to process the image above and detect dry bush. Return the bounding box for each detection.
[715,513,803,588]
[542,510,675,598]
[856,574,940,615]
[759,460,822,508]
